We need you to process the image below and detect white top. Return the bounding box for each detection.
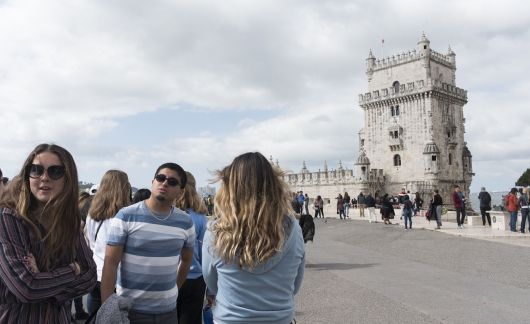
[85,215,112,282]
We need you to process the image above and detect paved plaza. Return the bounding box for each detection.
[295,214,530,323]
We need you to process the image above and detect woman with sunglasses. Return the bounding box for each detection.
[202,152,305,324]
[0,144,97,323]
[85,170,131,316]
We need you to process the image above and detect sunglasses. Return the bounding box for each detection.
[154,174,180,187]
[28,164,66,180]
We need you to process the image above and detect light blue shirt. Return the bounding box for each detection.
[202,216,305,324]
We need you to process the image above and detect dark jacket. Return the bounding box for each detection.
[478,191,492,209]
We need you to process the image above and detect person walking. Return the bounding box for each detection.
[100,163,195,323]
[478,187,492,227]
[0,144,97,323]
[506,188,519,232]
[85,170,132,316]
[175,172,209,324]
[304,193,310,215]
[403,195,413,230]
[343,192,351,218]
[380,194,394,225]
[202,152,304,324]
[413,192,423,217]
[452,185,467,229]
[432,189,443,229]
[357,192,366,218]
[336,194,345,219]
[314,195,324,219]
[518,187,529,233]
[365,193,377,223]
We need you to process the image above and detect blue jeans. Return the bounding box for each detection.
[510,211,518,231]
[521,208,530,232]
[403,211,412,229]
[456,207,466,226]
[344,203,350,217]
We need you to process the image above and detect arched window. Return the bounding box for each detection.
[393,154,401,166]
[448,153,453,165]
[395,105,400,115]
[393,81,400,94]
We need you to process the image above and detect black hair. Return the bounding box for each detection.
[133,188,152,204]
[154,163,187,189]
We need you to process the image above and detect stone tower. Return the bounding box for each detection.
[358,33,473,201]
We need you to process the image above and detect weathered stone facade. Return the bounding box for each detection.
[284,34,474,204]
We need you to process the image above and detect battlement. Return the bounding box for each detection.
[370,48,454,71]
[358,80,467,105]
[372,49,422,70]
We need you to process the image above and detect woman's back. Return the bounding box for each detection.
[202,215,304,323]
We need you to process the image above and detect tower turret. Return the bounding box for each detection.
[354,149,371,182]
[366,49,376,81]
[417,32,431,54]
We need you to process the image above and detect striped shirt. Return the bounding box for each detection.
[0,207,97,324]
[107,201,195,314]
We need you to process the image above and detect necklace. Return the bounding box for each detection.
[147,204,173,221]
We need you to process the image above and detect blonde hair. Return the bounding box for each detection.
[175,171,208,214]
[88,170,131,221]
[211,152,293,269]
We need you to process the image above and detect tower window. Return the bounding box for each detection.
[393,81,400,94]
[390,105,400,117]
[431,155,437,161]
[393,154,401,166]
[449,153,453,165]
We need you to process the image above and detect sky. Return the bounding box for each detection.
[0,0,529,193]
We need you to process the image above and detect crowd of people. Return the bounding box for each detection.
[0,145,304,324]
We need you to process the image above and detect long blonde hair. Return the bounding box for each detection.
[175,171,208,214]
[88,170,131,221]
[0,144,80,271]
[211,152,293,268]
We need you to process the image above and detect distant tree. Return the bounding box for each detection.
[516,168,530,187]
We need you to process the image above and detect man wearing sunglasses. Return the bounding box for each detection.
[100,163,196,323]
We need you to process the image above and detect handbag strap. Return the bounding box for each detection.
[94,220,104,241]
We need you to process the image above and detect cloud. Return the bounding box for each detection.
[0,0,528,193]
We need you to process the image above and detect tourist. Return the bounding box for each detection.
[380,194,394,224]
[365,193,377,223]
[314,195,324,219]
[297,191,305,214]
[518,188,529,233]
[206,194,214,216]
[175,172,208,324]
[336,193,345,219]
[403,195,413,230]
[505,188,519,232]
[132,188,151,204]
[343,192,351,218]
[478,187,492,227]
[357,192,366,217]
[100,163,195,323]
[85,170,132,316]
[452,185,466,229]
[202,152,305,323]
[304,193,310,215]
[0,143,97,323]
[413,192,423,217]
[432,189,443,229]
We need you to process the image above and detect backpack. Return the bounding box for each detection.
[404,200,413,210]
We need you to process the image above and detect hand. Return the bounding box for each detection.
[24,253,40,273]
[70,262,81,276]
[206,295,216,306]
